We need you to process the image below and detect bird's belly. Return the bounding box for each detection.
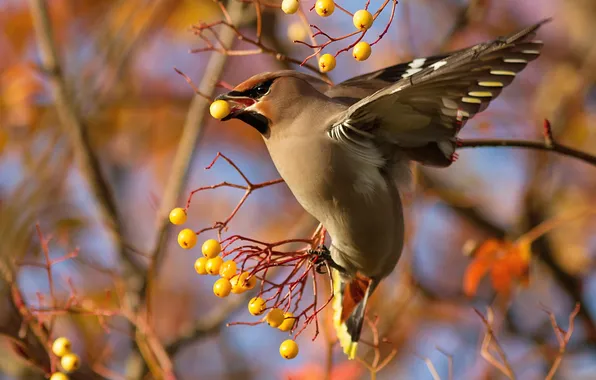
[266,136,403,278]
[322,194,403,278]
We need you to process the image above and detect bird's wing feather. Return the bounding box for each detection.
[335,52,454,86]
[327,20,549,164]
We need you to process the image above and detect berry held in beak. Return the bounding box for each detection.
[209,100,231,120]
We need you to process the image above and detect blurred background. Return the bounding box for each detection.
[1,0,596,379]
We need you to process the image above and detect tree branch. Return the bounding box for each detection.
[459,139,596,166]
[27,0,143,278]
[165,292,252,356]
[140,0,249,304]
[419,167,596,346]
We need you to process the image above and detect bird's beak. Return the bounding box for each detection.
[215,92,256,121]
[214,91,270,135]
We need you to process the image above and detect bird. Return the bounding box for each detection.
[214,19,549,359]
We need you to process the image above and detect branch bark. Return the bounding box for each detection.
[141,0,249,303]
[27,0,143,279]
[459,139,596,166]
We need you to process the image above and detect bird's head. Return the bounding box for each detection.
[215,70,329,137]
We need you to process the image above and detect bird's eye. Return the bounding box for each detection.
[252,80,273,97]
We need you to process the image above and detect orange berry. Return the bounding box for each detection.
[194,257,208,275]
[352,9,373,30]
[352,41,372,61]
[213,278,232,298]
[168,208,187,225]
[279,339,299,359]
[318,54,336,73]
[50,373,69,380]
[177,229,197,249]
[205,256,223,275]
[202,239,221,258]
[248,297,267,316]
[315,0,335,17]
[219,260,237,279]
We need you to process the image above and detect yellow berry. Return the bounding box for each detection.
[202,239,221,258]
[50,373,69,380]
[244,273,257,290]
[266,308,285,328]
[209,100,230,120]
[281,0,300,14]
[230,275,246,294]
[353,9,373,30]
[168,208,187,225]
[51,337,72,357]
[279,339,299,359]
[315,0,335,17]
[219,260,237,279]
[352,41,372,61]
[205,256,223,275]
[236,271,256,290]
[287,22,307,41]
[177,229,197,249]
[318,54,336,73]
[248,297,267,316]
[194,257,208,275]
[278,311,296,332]
[60,353,80,372]
[213,278,232,298]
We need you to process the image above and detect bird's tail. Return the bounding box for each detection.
[332,270,378,359]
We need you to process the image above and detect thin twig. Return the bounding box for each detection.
[543,303,581,380]
[420,356,441,380]
[474,308,516,379]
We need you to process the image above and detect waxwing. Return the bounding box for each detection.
[215,19,549,359]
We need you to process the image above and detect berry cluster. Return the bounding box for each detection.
[49,337,80,379]
[170,197,330,360]
[185,1,398,82]
[281,0,398,72]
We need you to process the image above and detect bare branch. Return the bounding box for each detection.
[474,308,516,379]
[142,1,248,304]
[459,120,596,167]
[544,303,581,380]
[27,0,143,278]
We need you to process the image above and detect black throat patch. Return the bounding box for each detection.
[236,111,270,135]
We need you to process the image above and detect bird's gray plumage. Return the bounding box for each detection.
[215,19,549,358]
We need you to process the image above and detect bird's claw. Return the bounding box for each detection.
[307,245,344,274]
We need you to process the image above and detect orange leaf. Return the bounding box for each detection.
[471,239,503,259]
[463,258,493,296]
[463,239,502,296]
[490,260,514,295]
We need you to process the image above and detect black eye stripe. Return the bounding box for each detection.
[231,79,275,99]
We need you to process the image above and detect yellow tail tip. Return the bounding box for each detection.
[344,342,358,360]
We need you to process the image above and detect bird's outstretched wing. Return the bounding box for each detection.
[327,19,549,167]
[336,52,455,86]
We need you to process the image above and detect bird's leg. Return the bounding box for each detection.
[307,245,347,275]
